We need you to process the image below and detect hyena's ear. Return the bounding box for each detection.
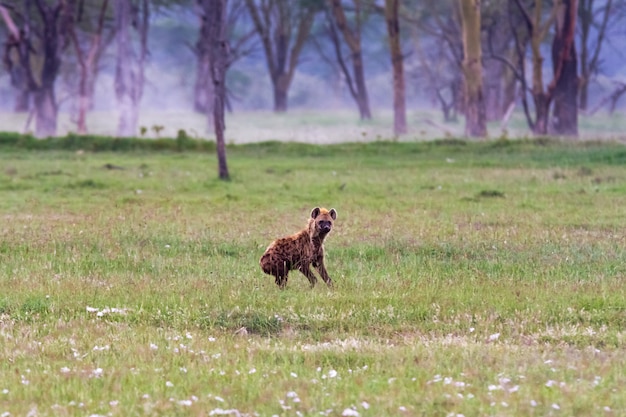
[329,208,337,220]
[311,207,321,219]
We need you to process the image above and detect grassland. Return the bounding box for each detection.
[0,137,626,416]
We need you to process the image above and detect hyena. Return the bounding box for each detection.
[260,207,337,289]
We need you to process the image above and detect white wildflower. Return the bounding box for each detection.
[341,408,359,417]
[166,381,174,388]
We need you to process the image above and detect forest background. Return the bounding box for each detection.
[0,0,625,146]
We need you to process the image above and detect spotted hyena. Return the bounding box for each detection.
[260,207,337,289]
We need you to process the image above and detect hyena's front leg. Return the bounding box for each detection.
[314,259,333,288]
[298,263,318,288]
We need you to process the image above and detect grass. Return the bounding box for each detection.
[1,137,626,415]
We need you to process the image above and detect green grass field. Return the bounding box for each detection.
[1,137,626,416]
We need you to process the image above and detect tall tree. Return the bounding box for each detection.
[326,0,372,120]
[384,0,407,135]
[0,0,69,137]
[66,0,111,134]
[194,0,255,120]
[245,0,318,112]
[114,0,149,137]
[459,0,486,137]
[578,0,612,111]
[550,0,578,136]
[405,0,464,123]
[510,0,555,135]
[208,0,230,180]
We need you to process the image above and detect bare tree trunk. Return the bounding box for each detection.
[459,0,486,138]
[208,0,230,180]
[245,0,316,113]
[578,0,611,111]
[327,0,372,120]
[550,0,578,136]
[114,0,148,137]
[1,1,66,137]
[194,0,214,121]
[384,0,407,136]
[69,0,109,134]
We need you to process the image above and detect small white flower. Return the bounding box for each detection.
[286,391,298,398]
[530,400,538,407]
[92,368,103,378]
[328,369,338,378]
[508,385,519,393]
[109,400,119,406]
[214,396,225,402]
[60,367,70,373]
[341,408,359,417]
[290,372,298,378]
[399,406,407,411]
[166,381,174,387]
[469,327,475,332]
[546,380,556,387]
[488,333,500,341]
[249,368,256,374]
[150,343,158,350]
[1,389,8,394]
[208,337,216,342]
[178,400,192,406]
[165,244,171,248]
[361,401,370,409]
[552,403,560,410]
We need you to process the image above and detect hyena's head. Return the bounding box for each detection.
[309,207,337,237]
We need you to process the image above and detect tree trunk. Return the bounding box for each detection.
[33,86,57,138]
[69,0,108,134]
[550,0,578,136]
[114,0,147,137]
[208,0,230,180]
[459,0,487,138]
[384,0,407,136]
[327,0,372,120]
[194,0,213,119]
[245,0,316,113]
[273,81,289,113]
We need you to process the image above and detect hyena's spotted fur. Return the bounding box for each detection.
[260,207,337,289]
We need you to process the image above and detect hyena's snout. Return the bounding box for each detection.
[318,220,332,234]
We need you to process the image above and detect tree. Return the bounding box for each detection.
[193,0,255,120]
[244,0,318,112]
[510,0,555,135]
[459,0,487,137]
[208,0,230,180]
[66,0,111,134]
[384,0,407,135]
[114,0,149,137]
[577,0,625,111]
[404,0,464,123]
[326,0,372,120]
[0,0,70,137]
[550,0,578,136]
